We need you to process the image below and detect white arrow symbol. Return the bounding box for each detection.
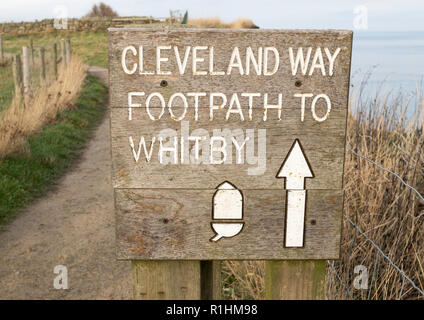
[277,139,314,247]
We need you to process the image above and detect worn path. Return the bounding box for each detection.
[0,68,132,299]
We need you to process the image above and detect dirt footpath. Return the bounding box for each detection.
[0,68,132,299]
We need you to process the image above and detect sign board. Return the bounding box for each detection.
[109,28,352,260]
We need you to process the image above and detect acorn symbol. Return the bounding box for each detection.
[210,181,244,242]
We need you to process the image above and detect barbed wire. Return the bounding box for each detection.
[328,146,424,299]
[328,260,353,299]
[346,146,424,202]
[343,214,424,297]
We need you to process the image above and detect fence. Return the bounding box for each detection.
[327,129,424,299]
[0,36,72,111]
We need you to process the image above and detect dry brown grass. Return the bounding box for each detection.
[188,17,257,29]
[327,82,424,300]
[223,261,265,299]
[0,57,86,158]
[223,82,424,300]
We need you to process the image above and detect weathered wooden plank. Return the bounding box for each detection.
[265,260,326,299]
[60,39,66,65]
[12,54,24,99]
[65,38,71,65]
[29,38,34,65]
[110,108,345,190]
[108,29,352,110]
[132,260,201,299]
[115,188,343,260]
[22,46,30,96]
[38,47,46,82]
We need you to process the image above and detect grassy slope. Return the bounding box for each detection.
[0,75,107,225]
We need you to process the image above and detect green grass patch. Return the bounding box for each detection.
[0,75,108,226]
[3,31,108,67]
[0,63,15,112]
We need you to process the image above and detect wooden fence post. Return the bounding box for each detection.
[0,35,4,60]
[38,47,46,83]
[265,260,326,300]
[65,38,71,65]
[132,261,201,299]
[201,261,222,300]
[29,38,34,65]
[22,46,30,96]
[52,43,58,79]
[12,54,24,100]
[132,261,221,300]
[60,39,66,65]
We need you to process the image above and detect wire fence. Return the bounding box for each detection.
[0,61,14,112]
[0,37,69,112]
[328,146,424,300]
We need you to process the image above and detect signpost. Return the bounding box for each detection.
[108,27,352,299]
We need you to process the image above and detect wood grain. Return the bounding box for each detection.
[110,108,345,190]
[265,260,326,299]
[115,188,343,260]
[109,28,352,261]
[132,260,200,299]
[109,28,351,191]
[108,29,352,112]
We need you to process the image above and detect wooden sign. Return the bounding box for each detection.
[109,28,352,260]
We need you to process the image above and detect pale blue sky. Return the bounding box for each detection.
[1,0,424,30]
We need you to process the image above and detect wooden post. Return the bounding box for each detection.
[12,54,24,99]
[60,39,66,65]
[29,38,34,65]
[132,261,222,300]
[201,261,222,299]
[65,38,71,65]
[38,47,46,83]
[52,43,58,79]
[22,46,30,96]
[0,35,4,60]
[132,261,201,299]
[265,260,326,300]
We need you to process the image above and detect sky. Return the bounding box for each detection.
[1,0,424,31]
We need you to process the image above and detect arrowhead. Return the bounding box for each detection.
[216,181,236,190]
[277,139,314,189]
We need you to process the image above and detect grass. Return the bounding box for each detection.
[0,74,107,226]
[0,31,108,112]
[2,30,108,67]
[327,82,424,300]
[0,57,86,157]
[0,63,14,112]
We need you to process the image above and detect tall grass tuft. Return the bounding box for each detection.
[0,57,86,158]
[223,81,424,300]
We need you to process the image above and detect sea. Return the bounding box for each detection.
[352,31,424,107]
